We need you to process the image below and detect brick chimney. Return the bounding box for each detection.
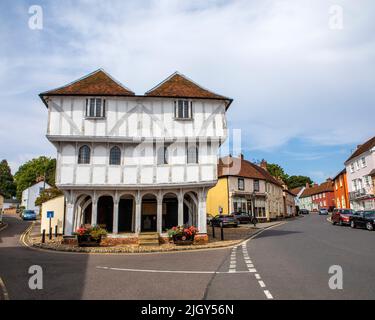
[260,159,267,170]
[305,182,310,188]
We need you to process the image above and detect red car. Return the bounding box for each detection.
[331,208,354,226]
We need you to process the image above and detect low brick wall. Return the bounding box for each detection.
[101,237,139,246]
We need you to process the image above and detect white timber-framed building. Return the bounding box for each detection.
[40,69,232,242]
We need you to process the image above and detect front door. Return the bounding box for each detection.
[141,201,157,232]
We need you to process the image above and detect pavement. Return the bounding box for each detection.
[0,213,374,300]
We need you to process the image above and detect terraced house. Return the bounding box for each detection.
[345,136,375,210]
[40,69,232,243]
[206,156,286,222]
[299,180,335,211]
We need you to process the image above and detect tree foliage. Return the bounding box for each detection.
[265,162,313,189]
[35,187,64,207]
[14,157,56,200]
[286,175,313,190]
[266,163,289,182]
[0,160,17,198]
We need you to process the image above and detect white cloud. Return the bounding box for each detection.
[1,0,375,172]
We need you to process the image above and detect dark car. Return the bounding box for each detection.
[331,208,353,226]
[210,214,239,228]
[207,214,214,225]
[319,208,329,215]
[232,212,252,224]
[299,209,309,215]
[350,210,375,231]
[21,210,37,221]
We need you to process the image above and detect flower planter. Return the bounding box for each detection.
[77,235,102,247]
[172,234,194,246]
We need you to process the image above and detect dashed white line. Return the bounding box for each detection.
[264,290,273,299]
[241,242,274,299]
[258,280,266,288]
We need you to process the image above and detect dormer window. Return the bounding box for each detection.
[86,98,105,118]
[174,100,192,119]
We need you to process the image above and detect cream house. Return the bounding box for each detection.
[40,69,232,243]
[207,156,285,222]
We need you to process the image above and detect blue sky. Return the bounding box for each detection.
[0,0,374,183]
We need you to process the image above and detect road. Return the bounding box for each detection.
[0,213,374,300]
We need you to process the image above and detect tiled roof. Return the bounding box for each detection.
[218,156,283,187]
[290,187,303,195]
[300,181,334,198]
[40,69,135,96]
[345,136,375,163]
[145,72,232,106]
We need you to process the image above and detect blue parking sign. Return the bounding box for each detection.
[47,211,54,218]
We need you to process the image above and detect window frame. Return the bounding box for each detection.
[85,98,106,119]
[78,145,91,164]
[109,146,122,166]
[238,178,245,191]
[253,179,260,192]
[157,146,169,165]
[174,100,193,120]
[187,145,199,164]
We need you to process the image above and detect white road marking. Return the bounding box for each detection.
[241,241,275,300]
[97,266,252,275]
[258,280,266,288]
[264,290,273,299]
[0,277,10,300]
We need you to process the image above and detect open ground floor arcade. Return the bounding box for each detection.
[62,187,209,243]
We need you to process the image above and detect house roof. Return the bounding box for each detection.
[218,156,283,187]
[40,69,135,98]
[145,72,233,108]
[290,187,303,195]
[300,181,334,198]
[345,136,375,163]
[332,168,346,181]
[369,169,375,177]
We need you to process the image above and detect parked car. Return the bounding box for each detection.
[21,210,37,221]
[232,212,252,224]
[319,208,329,215]
[299,209,309,215]
[210,214,239,228]
[350,210,375,231]
[331,208,353,226]
[207,214,214,225]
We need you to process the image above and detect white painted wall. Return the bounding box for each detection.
[48,96,226,188]
[21,181,51,214]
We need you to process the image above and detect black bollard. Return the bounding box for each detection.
[220,226,224,241]
[212,224,215,238]
[42,229,45,243]
[49,227,52,240]
[55,225,58,238]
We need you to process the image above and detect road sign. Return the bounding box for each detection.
[47,211,54,218]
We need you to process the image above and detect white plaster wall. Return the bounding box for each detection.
[346,149,375,192]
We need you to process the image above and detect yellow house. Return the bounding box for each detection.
[207,156,285,222]
[41,195,65,235]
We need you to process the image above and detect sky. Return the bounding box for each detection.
[0,0,374,183]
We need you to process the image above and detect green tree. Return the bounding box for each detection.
[14,157,56,200]
[35,187,64,207]
[286,175,313,190]
[266,162,289,182]
[0,160,17,198]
